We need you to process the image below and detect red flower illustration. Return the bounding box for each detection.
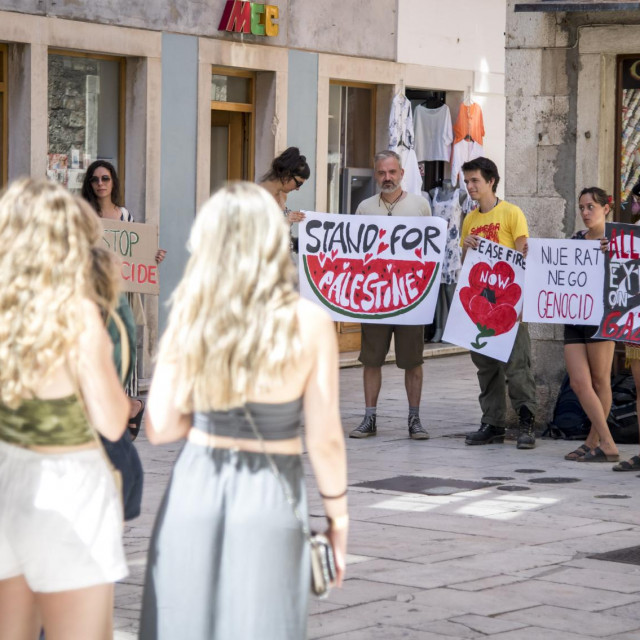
[459,261,521,349]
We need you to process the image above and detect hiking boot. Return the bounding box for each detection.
[465,423,505,445]
[517,407,536,450]
[408,414,429,440]
[349,414,377,438]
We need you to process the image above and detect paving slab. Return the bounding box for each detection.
[115,354,640,638]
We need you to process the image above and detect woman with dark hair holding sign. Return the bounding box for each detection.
[81,160,166,439]
[564,187,619,463]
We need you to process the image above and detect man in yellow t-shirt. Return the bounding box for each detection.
[460,157,537,450]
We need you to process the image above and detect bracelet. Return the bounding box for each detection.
[319,488,348,500]
[327,514,349,531]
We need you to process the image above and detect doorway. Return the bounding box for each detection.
[210,68,255,194]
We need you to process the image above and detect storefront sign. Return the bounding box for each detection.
[443,239,525,363]
[594,222,640,343]
[101,220,159,295]
[218,1,279,37]
[523,238,604,325]
[299,212,446,325]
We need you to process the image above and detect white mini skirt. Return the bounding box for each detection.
[0,439,128,592]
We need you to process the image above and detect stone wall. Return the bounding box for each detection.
[505,1,640,421]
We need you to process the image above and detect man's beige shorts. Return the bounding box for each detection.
[358,324,424,370]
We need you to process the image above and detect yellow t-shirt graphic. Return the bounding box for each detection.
[460,201,529,250]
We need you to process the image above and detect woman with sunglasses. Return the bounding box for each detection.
[259,147,310,225]
[81,160,165,439]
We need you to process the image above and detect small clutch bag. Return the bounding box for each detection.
[310,532,337,598]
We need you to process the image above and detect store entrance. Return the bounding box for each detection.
[210,68,255,194]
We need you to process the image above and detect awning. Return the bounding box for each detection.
[515,1,640,11]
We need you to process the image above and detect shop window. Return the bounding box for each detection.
[327,82,376,215]
[616,55,640,223]
[47,51,125,194]
[210,67,255,194]
[0,44,7,187]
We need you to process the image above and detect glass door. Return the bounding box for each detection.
[210,68,255,194]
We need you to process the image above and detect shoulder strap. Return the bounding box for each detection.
[108,308,130,384]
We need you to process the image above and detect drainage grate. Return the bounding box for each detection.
[528,477,581,484]
[496,485,531,492]
[515,469,545,474]
[589,545,640,566]
[594,494,631,499]
[352,475,500,496]
[483,476,515,481]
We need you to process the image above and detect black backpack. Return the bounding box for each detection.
[543,374,591,440]
[607,373,639,444]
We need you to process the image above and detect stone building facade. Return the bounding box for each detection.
[507,0,640,417]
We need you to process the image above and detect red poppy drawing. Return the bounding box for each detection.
[459,261,521,349]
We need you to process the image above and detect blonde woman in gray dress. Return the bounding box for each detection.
[140,182,348,640]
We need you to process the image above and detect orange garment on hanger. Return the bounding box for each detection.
[452,103,485,146]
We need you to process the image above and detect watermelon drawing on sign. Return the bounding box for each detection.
[303,254,439,320]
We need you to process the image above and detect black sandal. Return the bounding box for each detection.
[577,446,619,463]
[612,456,640,472]
[128,398,145,441]
[564,444,591,461]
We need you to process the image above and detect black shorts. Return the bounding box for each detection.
[563,324,602,345]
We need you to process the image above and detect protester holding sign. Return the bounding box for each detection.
[563,188,619,463]
[459,157,537,450]
[349,150,433,441]
[81,160,165,438]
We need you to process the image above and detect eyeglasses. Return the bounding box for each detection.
[292,176,304,190]
[90,175,112,184]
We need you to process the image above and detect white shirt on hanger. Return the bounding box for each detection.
[413,104,453,163]
[451,139,484,189]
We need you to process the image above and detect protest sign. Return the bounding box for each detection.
[443,238,525,362]
[101,219,159,295]
[523,238,604,325]
[298,213,447,324]
[594,222,640,343]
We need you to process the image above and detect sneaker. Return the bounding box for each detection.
[408,414,429,440]
[517,407,536,449]
[349,414,377,438]
[465,423,505,445]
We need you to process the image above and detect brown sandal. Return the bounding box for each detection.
[564,444,591,461]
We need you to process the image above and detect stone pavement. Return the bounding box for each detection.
[115,353,640,639]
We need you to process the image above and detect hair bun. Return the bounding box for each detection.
[299,155,306,164]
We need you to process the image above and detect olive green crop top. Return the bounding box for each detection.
[0,395,93,447]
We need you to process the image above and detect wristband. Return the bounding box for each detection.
[320,488,347,500]
[327,514,349,531]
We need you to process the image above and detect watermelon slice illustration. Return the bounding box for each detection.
[303,255,439,320]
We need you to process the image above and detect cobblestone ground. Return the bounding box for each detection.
[115,353,640,639]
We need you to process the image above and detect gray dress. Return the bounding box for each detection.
[140,399,309,640]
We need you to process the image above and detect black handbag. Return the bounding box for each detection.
[102,308,144,521]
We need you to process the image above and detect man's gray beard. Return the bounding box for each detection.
[380,183,399,194]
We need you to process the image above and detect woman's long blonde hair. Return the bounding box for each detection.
[161,182,301,412]
[0,179,106,408]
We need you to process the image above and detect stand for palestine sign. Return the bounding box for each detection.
[298,213,446,324]
[594,222,640,343]
[101,219,159,295]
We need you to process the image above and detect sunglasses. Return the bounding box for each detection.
[90,175,112,184]
[292,176,304,189]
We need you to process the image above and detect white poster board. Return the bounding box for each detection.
[443,238,525,362]
[298,212,447,325]
[523,238,604,325]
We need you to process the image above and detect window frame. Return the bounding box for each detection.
[0,43,7,187]
[47,48,126,192]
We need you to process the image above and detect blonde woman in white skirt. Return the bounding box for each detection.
[0,179,129,639]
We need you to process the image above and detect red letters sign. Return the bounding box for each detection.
[218,1,279,37]
[101,220,160,295]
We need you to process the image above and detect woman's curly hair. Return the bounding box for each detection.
[160,182,302,412]
[0,179,105,408]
